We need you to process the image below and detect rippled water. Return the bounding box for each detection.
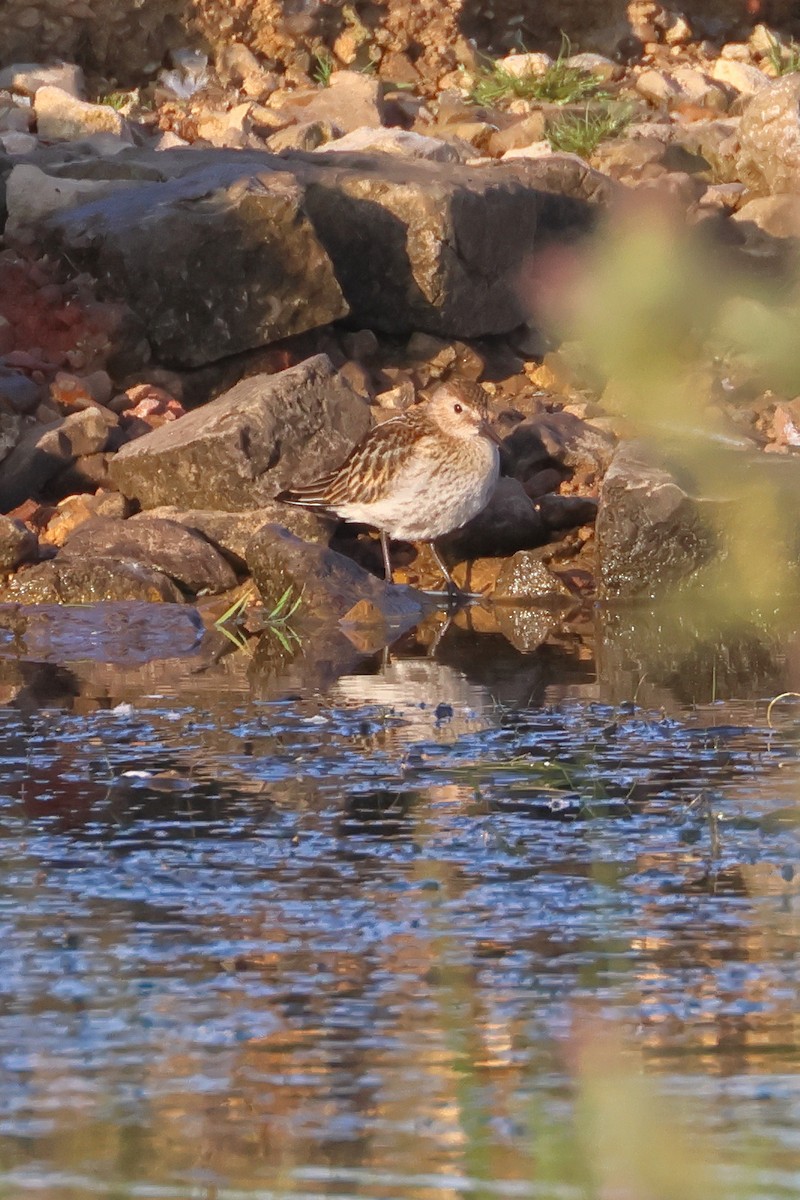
[0,601,798,1199]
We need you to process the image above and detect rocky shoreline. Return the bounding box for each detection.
[2,3,800,646]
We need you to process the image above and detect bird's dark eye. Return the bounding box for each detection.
[454,403,462,414]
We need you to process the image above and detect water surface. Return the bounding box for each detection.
[0,601,798,1200]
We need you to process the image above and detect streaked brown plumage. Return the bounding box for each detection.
[277,380,501,592]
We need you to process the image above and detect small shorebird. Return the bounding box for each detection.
[277,380,501,595]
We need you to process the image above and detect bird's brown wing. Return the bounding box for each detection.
[277,416,426,510]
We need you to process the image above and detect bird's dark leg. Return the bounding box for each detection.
[380,531,394,584]
[430,543,466,605]
[429,544,484,605]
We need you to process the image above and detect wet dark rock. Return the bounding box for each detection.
[47,451,114,498]
[43,167,348,368]
[142,505,335,570]
[0,514,37,572]
[535,492,599,534]
[61,516,238,596]
[493,551,574,602]
[596,442,718,599]
[531,412,617,473]
[109,354,371,512]
[39,146,607,344]
[442,477,595,563]
[247,523,431,628]
[499,421,554,482]
[0,407,118,512]
[0,557,184,604]
[501,411,615,494]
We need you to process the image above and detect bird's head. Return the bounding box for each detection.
[426,381,502,446]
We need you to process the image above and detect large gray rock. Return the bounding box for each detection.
[43,167,348,368]
[61,516,238,596]
[41,145,608,344]
[0,601,202,667]
[141,505,335,568]
[109,354,371,511]
[247,523,430,628]
[595,442,718,599]
[736,74,800,194]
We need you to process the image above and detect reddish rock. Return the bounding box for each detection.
[123,384,186,429]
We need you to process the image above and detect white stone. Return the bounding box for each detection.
[635,69,682,105]
[663,14,693,45]
[703,182,746,208]
[566,52,620,81]
[749,23,784,58]
[500,144,587,168]
[195,102,253,148]
[0,62,84,98]
[34,86,131,142]
[711,59,770,95]
[719,42,752,61]
[314,125,462,162]
[499,53,552,79]
[673,66,730,109]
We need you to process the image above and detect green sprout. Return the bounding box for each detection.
[311,50,335,88]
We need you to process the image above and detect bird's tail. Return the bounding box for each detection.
[275,476,338,509]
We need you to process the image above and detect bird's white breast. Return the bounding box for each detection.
[337,437,499,541]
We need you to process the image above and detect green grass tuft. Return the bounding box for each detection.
[98,90,133,110]
[470,39,606,107]
[547,102,632,158]
[214,584,303,653]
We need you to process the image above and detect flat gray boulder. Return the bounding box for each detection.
[141,505,335,569]
[42,167,348,368]
[109,354,371,511]
[247,523,430,628]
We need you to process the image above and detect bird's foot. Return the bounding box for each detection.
[421,584,483,607]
